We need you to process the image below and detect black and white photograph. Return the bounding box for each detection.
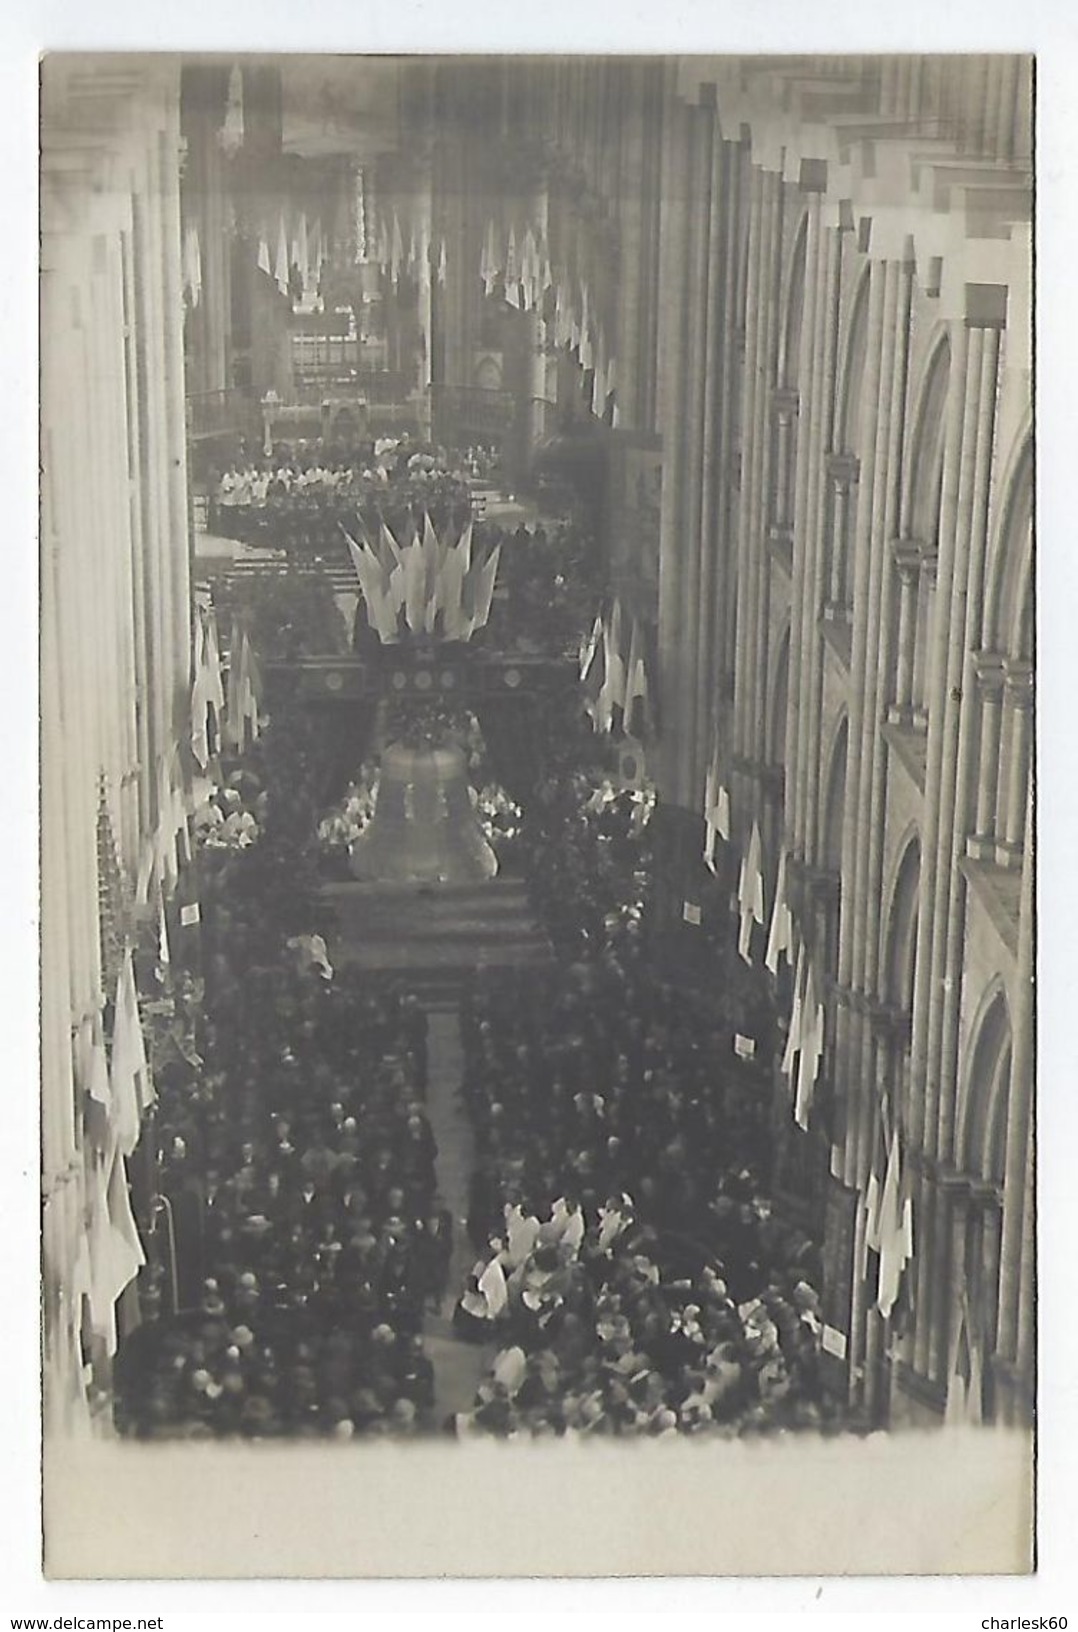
[33,39,1048,1587]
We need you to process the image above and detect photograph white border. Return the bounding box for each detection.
[10,0,1076,1617]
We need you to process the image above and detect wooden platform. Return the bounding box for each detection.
[318,874,552,1003]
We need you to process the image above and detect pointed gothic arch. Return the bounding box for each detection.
[883,829,922,1015]
[959,981,1013,1185]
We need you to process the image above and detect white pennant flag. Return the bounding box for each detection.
[343,526,395,642]
[737,821,765,963]
[155,754,180,890]
[157,896,171,970]
[470,544,502,632]
[781,941,805,1080]
[794,958,823,1129]
[703,745,722,873]
[596,599,627,731]
[190,611,210,770]
[274,214,290,295]
[204,610,226,718]
[876,1128,914,1319]
[481,219,499,295]
[764,850,793,974]
[579,614,603,682]
[110,950,149,1154]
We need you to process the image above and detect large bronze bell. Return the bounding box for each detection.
[349,740,498,885]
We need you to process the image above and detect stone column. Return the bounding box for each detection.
[527,181,551,453]
[825,460,855,613]
[160,93,195,712]
[935,316,1004,1137]
[119,219,155,843]
[694,111,728,784]
[908,314,970,1377]
[655,86,695,811]
[99,221,143,875]
[785,188,821,865]
[979,1192,1004,1419]
[847,1013,886,1407]
[888,541,922,722]
[717,141,748,745]
[840,256,890,1190]
[789,175,833,867]
[748,168,784,773]
[942,1175,971,1403]
[995,787,1033,1406]
[966,651,1007,859]
[862,254,915,1171]
[733,162,766,778]
[1014,1121,1036,1404]
[919,310,1001,1376]
[834,257,884,1191]
[995,659,1033,868]
[800,218,841,868]
[853,258,904,987]
[134,114,175,811]
[679,101,714,800]
[911,545,938,731]
[41,237,95,1023]
[773,391,797,530]
[613,60,646,434]
[87,207,140,875]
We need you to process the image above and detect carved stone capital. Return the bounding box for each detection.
[973,649,1007,695]
[967,1176,1005,1211]
[891,536,923,582]
[1003,658,1034,708]
[827,451,860,487]
[772,387,800,421]
[934,1160,972,1198]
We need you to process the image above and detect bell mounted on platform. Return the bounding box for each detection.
[349,739,498,886]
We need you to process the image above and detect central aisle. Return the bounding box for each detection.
[422,1004,495,1427]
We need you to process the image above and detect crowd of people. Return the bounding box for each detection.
[453,1204,833,1439]
[445,697,843,1439]
[209,437,496,553]
[114,713,452,1441]
[111,426,842,1443]
[213,438,499,512]
[116,959,445,1441]
[514,697,656,957]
